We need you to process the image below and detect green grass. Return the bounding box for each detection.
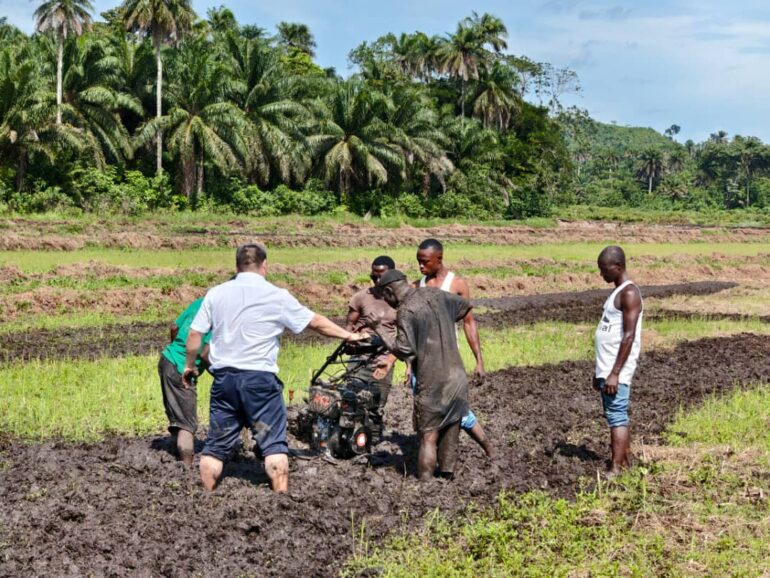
[0,210,559,232]
[1,317,765,442]
[345,383,770,577]
[666,385,770,452]
[0,339,334,442]
[1,241,769,273]
[647,316,770,343]
[0,323,585,441]
[0,270,227,296]
[556,205,770,227]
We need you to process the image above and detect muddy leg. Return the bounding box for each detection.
[176,429,194,466]
[436,422,460,478]
[609,426,630,475]
[200,455,224,491]
[418,430,440,481]
[466,423,495,459]
[265,454,289,492]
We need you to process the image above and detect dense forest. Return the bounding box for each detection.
[1,1,769,217]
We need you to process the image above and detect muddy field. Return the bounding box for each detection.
[475,280,737,327]
[1,334,768,577]
[0,280,741,364]
[2,219,770,250]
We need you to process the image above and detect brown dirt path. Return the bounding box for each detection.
[2,219,770,250]
[0,334,768,577]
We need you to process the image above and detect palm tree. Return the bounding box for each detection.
[636,147,664,194]
[276,22,316,57]
[99,23,155,134]
[206,6,238,36]
[59,33,142,164]
[121,0,196,178]
[34,0,94,126]
[437,23,487,126]
[732,136,769,207]
[224,34,315,187]
[463,12,508,53]
[134,36,247,199]
[308,79,404,198]
[384,86,452,194]
[0,39,89,191]
[468,59,522,130]
[709,130,728,144]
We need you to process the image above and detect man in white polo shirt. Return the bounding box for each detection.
[183,243,364,493]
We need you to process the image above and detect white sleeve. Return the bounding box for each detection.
[190,294,213,333]
[280,290,315,335]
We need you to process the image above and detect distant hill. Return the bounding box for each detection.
[562,118,682,156]
[589,122,681,152]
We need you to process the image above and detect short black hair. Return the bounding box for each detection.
[372,255,396,269]
[418,238,443,253]
[598,245,626,268]
[236,243,267,269]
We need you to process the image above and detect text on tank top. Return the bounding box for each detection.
[594,280,643,384]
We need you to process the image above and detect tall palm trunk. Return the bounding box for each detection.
[648,175,653,195]
[56,39,63,126]
[16,150,27,192]
[154,38,163,178]
[196,155,204,198]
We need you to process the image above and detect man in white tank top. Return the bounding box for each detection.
[413,238,494,458]
[594,245,643,477]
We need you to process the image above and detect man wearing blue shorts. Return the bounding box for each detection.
[414,238,494,458]
[183,244,364,492]
[594,245,643,477]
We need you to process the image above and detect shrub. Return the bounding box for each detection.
[8,182,75,213]
[273,184,336,215]
[229,185,280,216]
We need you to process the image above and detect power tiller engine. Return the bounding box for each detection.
[290,337,386,459]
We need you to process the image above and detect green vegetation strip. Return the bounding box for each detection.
[347,464,770,577]
[666,385,770,453]
[1,241,769,272]
[2,318,768,442]
[345,384,770,577]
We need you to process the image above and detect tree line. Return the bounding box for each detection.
[1,3,768,217]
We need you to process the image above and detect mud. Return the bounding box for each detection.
[1,281,745,364]
[1,334,768,577]
[0,321,169,364]
[474,280,737,327]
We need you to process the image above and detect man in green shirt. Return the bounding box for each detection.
[158,298,211,465]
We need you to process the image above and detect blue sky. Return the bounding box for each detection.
[3,0,770,142]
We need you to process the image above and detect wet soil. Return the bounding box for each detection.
[1,281,743,364]
[474,280,738,327]
[1,334,768,577]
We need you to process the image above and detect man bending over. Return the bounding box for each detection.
[377,269,471,481]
